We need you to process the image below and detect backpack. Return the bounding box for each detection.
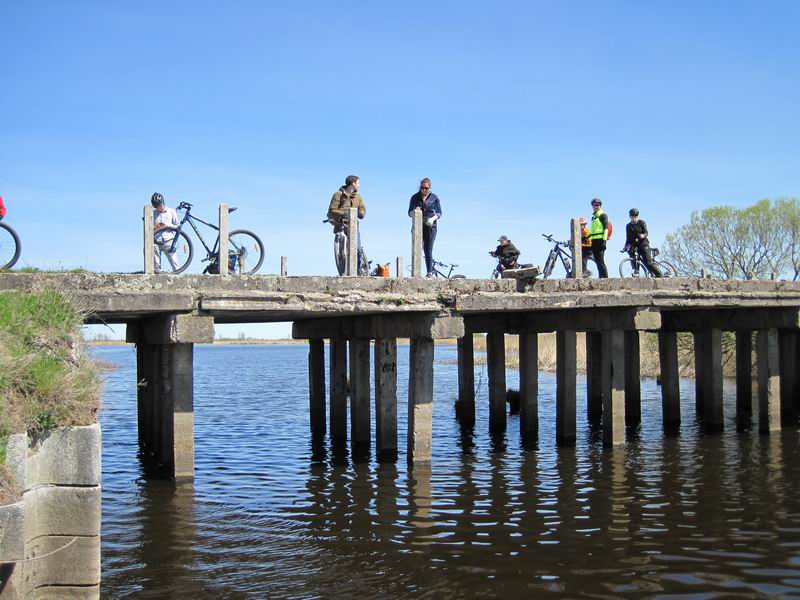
[204,251,239,274]
[607,219,613,240]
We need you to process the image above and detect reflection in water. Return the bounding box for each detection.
[96,344,800,598]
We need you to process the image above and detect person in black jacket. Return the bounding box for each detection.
[407,177,442,277]
[490,235,520,273]
[624,208,662,277]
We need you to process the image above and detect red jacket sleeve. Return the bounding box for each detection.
[0,196,6,219]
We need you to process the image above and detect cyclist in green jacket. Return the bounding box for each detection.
[589,198,609,278]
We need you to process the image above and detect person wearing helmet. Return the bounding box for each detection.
[579,216,593,273]
[589,198,609,278]
[624,208,662,277]
[151,192,180,273]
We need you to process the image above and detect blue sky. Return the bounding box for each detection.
[2,1,798,338]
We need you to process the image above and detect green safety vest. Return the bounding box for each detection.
[590,210,608,241]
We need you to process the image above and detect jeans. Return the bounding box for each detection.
[423,224,437,275]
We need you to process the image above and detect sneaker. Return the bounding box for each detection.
[425,273,434,278]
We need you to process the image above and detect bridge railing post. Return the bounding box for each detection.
[218,204,229,277]
[143,205,155,274]
[411,208,422,278]
[569,218,582,278]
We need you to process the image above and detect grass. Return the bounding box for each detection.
[0,290,100,503]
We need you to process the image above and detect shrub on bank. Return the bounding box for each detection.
[0,290,100,503]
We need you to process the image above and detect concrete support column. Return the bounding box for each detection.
[586,331,603,423]
[347,207,358,276]
[699,328,724,432]
[556,329,577,446]
[408,338,434,464]
[601,330,626,446]
[519,332,539,434]
[329,338,348,443]
[456,334,475,424]
[658,330,681,435]
[143,205,155,274]
[411,208,423,278]
[375,338,398,460]
[624,330,641,426]
[756,329,781,433]
[693,331,705,417]
[486,331,507,433]
[349,337,371,450]
[735,331,753,429]
[308,339,326,435]
[779,331,797,422]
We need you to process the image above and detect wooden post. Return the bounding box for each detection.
[408,338,434,464]
[218,203,229,277]
[756,329,781,433]
[411,208,423,278]
[456,334,475,424]
[143,205,155,274]
[556,329,577,446]
[329,338,348,442]
[308,339,326,435]
[658,330,680,435]
[349,337,371,449]
[347,207,358,276]
[486,331,507,433]
[375,338,398,460]
[569,218,582,278]
[519,332,539,434]
[735,331,753,430]
[624,330,641,426]
[586,331,603,423]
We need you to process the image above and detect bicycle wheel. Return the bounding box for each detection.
[618,257,643,278]
[228,229,265,275]
[0,222,21,269]
[542,252,556,279]
[654,260,677,278]
[333,233,346,275]
[155,228,193,274]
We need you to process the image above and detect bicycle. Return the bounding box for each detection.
[155,202,265,275]
[619,247,676,278]
[539,233,599,279]
[0,221,21,269]
[323,218,369,276]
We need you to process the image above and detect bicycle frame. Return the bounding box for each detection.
[541,234,574,278]
[431,260,456,278]
[175,208,220,258]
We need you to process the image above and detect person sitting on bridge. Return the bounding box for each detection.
[623,207,662,277]
[151,192,180,273]
[490,235,521,273]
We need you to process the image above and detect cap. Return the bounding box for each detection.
[498,235,509,242]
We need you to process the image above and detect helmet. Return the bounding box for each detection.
[629,208,639,217]
[151,193,164,208]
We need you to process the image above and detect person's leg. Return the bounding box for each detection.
[629,249,639,275]
[581,246,591,270]
[153,243,162,273]
[639,244,662,277]
[356,229,364,274]
[592,240,608,278]
[423,226,436,275]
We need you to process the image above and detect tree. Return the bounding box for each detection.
[662,198,799,280]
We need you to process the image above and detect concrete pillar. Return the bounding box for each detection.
[396,256,404,279]
[143,205,155,274]
[374,338,398,460]
[556,329,577,446]
[218,203,229,276]
[349,338,371,451]
[699,328,724,432]
[756,329,781,433]
[280,256,288,276]
[569,218,582,278]
[308,339,326,435]
[162,344,194,478]
[347,207,358,276]
[779,331,797,422]
[624,330,641,426]
[519,332,539,434]
[408,338,434,464]
[658,330,681,435]
[735,331,753,429]
[586,331,603,423]
[693,331,705,417]
[456,334,475,424]
[486,331,507,433]
[602,330,626,446]
[329,338,348,442]
[411,207,422,278]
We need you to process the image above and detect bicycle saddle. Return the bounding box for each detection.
[228,207,237,213]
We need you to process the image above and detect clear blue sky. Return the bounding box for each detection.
[2,1,798,338]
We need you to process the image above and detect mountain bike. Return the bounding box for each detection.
[619,247,676,278]
[431,259,466,279]
[540,233,597,279]
[323,218,369,276]
[155,202,265,275]
[0,222,21,269]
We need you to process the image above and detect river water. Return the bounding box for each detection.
[95,344,800,598]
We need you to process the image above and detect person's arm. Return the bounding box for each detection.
[600,213,609,240]
[625,222,635,248]
[408,195,417,217]
[639,220,649,240]
[170,209,179,227]
[327,192,343,222]
[432,195,442,220]
[357,195,366,219]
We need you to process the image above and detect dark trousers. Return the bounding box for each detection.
[423,225,437,275]
[591,239,608,278]
[631,243,662,277]
[581,245,593,271]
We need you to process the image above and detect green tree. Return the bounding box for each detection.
[662,198,799,280]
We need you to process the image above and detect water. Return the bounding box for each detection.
[96,344,800,598]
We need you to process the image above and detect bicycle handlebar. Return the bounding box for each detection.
[542,233,569,247]
[177,201,193,211]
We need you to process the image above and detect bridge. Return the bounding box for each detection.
[2,272,798,480]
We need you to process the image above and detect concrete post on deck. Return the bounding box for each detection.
[143,205,155,275]
[569,218,582,279]
[129,314,214,480]
[347,207,358,276]
[218,203,230,277]
[411,208,423,278]
[756,329,781,433]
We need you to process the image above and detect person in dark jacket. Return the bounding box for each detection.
[407,177,442,277]
[490,235,520,272]
[328,175,366,273]
[624,208,662,276]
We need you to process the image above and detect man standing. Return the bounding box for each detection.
[151,192,180,273]
[589,198,609,278]
[327,175,366,274]
[624,208,662,277]
[407,177,442,277]
[490,235,520,273]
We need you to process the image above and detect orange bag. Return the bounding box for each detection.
[376,263,390,277]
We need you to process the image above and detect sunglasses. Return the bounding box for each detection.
[420,186,430,190]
